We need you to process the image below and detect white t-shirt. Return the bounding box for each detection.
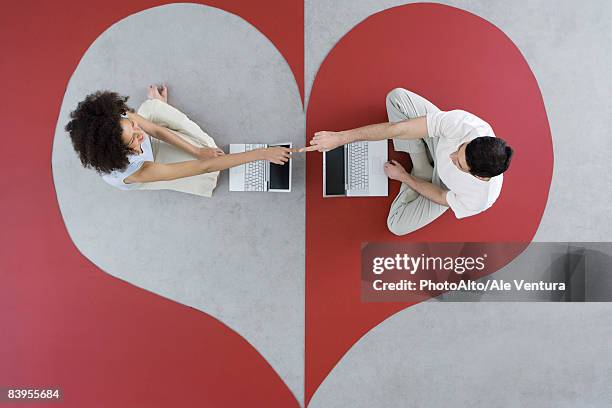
[426,110,503,219]
[102,134,154,190]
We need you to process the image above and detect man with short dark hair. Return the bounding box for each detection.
[301,88,513,235]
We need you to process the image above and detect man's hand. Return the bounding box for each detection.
[384,160,409,181]
[257,146,296,165]
[384,160,449,206]
[195,146,225,160]
[300,131,347,152]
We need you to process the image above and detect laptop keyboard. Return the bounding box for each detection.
[244,143,266,191]
[348,142,369,191]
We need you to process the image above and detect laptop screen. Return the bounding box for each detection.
[269,144,291,190]
[325,147,345,196]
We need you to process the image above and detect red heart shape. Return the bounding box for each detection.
[305,3,553,403]
[2,2,553,407]
[1,1,303,407]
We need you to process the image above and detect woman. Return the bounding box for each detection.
[65,85,294,197]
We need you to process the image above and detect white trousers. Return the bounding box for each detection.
[136,99,219,197]
[385,88,449,235]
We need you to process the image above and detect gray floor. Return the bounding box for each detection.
[308,302,612,408]
[306,1,612,406]
[52,4,305,404]
[51,1,612,407]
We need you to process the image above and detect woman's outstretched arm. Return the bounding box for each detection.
[124,146,295,184]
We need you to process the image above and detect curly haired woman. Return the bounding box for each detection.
[65,85,294,197]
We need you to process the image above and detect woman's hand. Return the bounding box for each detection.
[257,146,295,165]
[195,146,225,160]
[384,160,409,181]
[300,131,348,152]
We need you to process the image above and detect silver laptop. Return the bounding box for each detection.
[229,142,292,192]
[323,140,388,197]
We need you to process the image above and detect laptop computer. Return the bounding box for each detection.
[323,140,388,197]
[229,142,292,192]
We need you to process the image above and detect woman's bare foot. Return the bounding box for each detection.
[159,85,168,103]
[147,84,167,103]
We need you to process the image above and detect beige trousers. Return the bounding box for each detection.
[385,88,449,235]
[136,99,219,197]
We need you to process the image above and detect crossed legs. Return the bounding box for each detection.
[385,88,449,235]
[135,88,220,197]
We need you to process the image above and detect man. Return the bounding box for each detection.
[302,88,513,235]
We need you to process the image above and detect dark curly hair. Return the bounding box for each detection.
[465,136,513,178]
[65,91,135,174]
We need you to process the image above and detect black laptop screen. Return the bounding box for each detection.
[325,147,345,196]
[269,144,290,190]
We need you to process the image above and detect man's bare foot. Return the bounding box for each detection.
[147,85,167,103]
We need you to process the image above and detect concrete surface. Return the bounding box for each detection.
[51,1,612,406]
[52,4,305,404]
[309,302,612,408]
[306,1,612,406]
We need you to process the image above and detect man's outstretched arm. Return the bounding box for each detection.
[301,117,428,152]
